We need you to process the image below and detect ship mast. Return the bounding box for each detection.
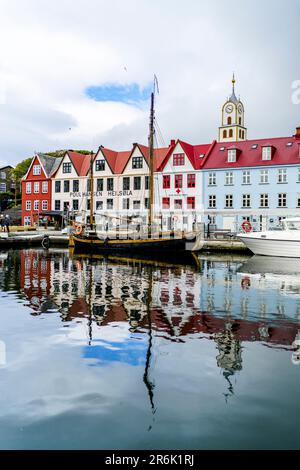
[148,90,155,233]
[89,152,94,230]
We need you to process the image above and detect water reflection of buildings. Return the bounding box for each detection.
[2,250,300,386]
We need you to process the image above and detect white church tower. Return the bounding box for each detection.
[218,74,247,143]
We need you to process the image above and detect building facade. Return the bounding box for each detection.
[21,77,300,232]
[21,154,62,226]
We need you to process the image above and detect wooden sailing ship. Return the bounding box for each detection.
[72,84,191,254]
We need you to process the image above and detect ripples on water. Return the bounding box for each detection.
[0,248,300,449]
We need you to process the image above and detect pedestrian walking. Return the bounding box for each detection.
[4,214,10,233]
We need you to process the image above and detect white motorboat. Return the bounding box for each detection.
[238,218,300,258]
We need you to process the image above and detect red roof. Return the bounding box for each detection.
[67,151,93,176]
[202,136,300,170]
[158,139,213,171]
[96,144,172,174]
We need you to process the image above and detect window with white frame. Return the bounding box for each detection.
[278,193,287,207]
[0,171,6,179]
[26,182,31,194]
[26,200,31,211]
[34,200,39,211]
[33,165,41,175]
[225,194,233,208]
[225,172,234,185]
[0,183,6,192]
[242,171,251,184]
[278,168,287,183]
[260,170,269,184]
[227,149,236,163]
[260,193,269,208]
[242,194,251,208]
[208,195,216,208]
[208,172,216,186]
[42,181,48,193]
[262,147,272,161]
[34,182,39,193]
[42,200,48,211]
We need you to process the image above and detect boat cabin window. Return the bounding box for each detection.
[284,220,300,230]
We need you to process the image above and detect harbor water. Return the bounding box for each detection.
[0,249,300,449]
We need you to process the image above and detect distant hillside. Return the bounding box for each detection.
[46,150,91,157]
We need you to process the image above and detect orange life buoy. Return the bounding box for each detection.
[75,224,83,235]
[241,220,252,233]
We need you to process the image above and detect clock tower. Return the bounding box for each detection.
[218,74,247,143]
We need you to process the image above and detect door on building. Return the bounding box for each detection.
[259,215,268,231]
[24,216,31,227]
[223,216,236,232]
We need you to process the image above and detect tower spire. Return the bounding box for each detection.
[229,72,238,103]
[232,73,236,93]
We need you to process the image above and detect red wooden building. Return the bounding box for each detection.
[21,153,62,226]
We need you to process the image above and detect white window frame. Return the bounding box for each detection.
[34,182,39,193]
[34,200,39,211]
[208,172,216,186]
[262,147,272,161]
[42,200,48,211]
[278,168,287,183]
[42,181,48,193]
[242,194,251,208]
[26,182,31,194]
[242,171,251,185]
[260,193,269,208]
[227,149,236,163]
[26,200,31,211]
[225,194,233,208]
[260,170,269,184]
[33,165,41,175]
[208,195,216,209]
[278,193,287,208]
[0,182,7,192]
[225,172,234,185]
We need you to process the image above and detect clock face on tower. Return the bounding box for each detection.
[225,104,233,113]
[238,104,243,114]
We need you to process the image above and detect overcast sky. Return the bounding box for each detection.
[0,0,299,165]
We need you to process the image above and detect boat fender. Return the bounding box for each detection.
[42,235,50,249]
[75,224,83,235]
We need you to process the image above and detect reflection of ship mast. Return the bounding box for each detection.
[87,260,93,345]
[143,268,156,426]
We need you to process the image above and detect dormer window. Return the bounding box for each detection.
[63,162,72,173]
[132,156,143,169]
[262,146,272,161]
[95,159,105,171]
[227,149,236,163]
[33,165,41,175]
[173,153,185,166]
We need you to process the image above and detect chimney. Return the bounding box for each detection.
[295,127,300,139]
[170,139,176,147]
